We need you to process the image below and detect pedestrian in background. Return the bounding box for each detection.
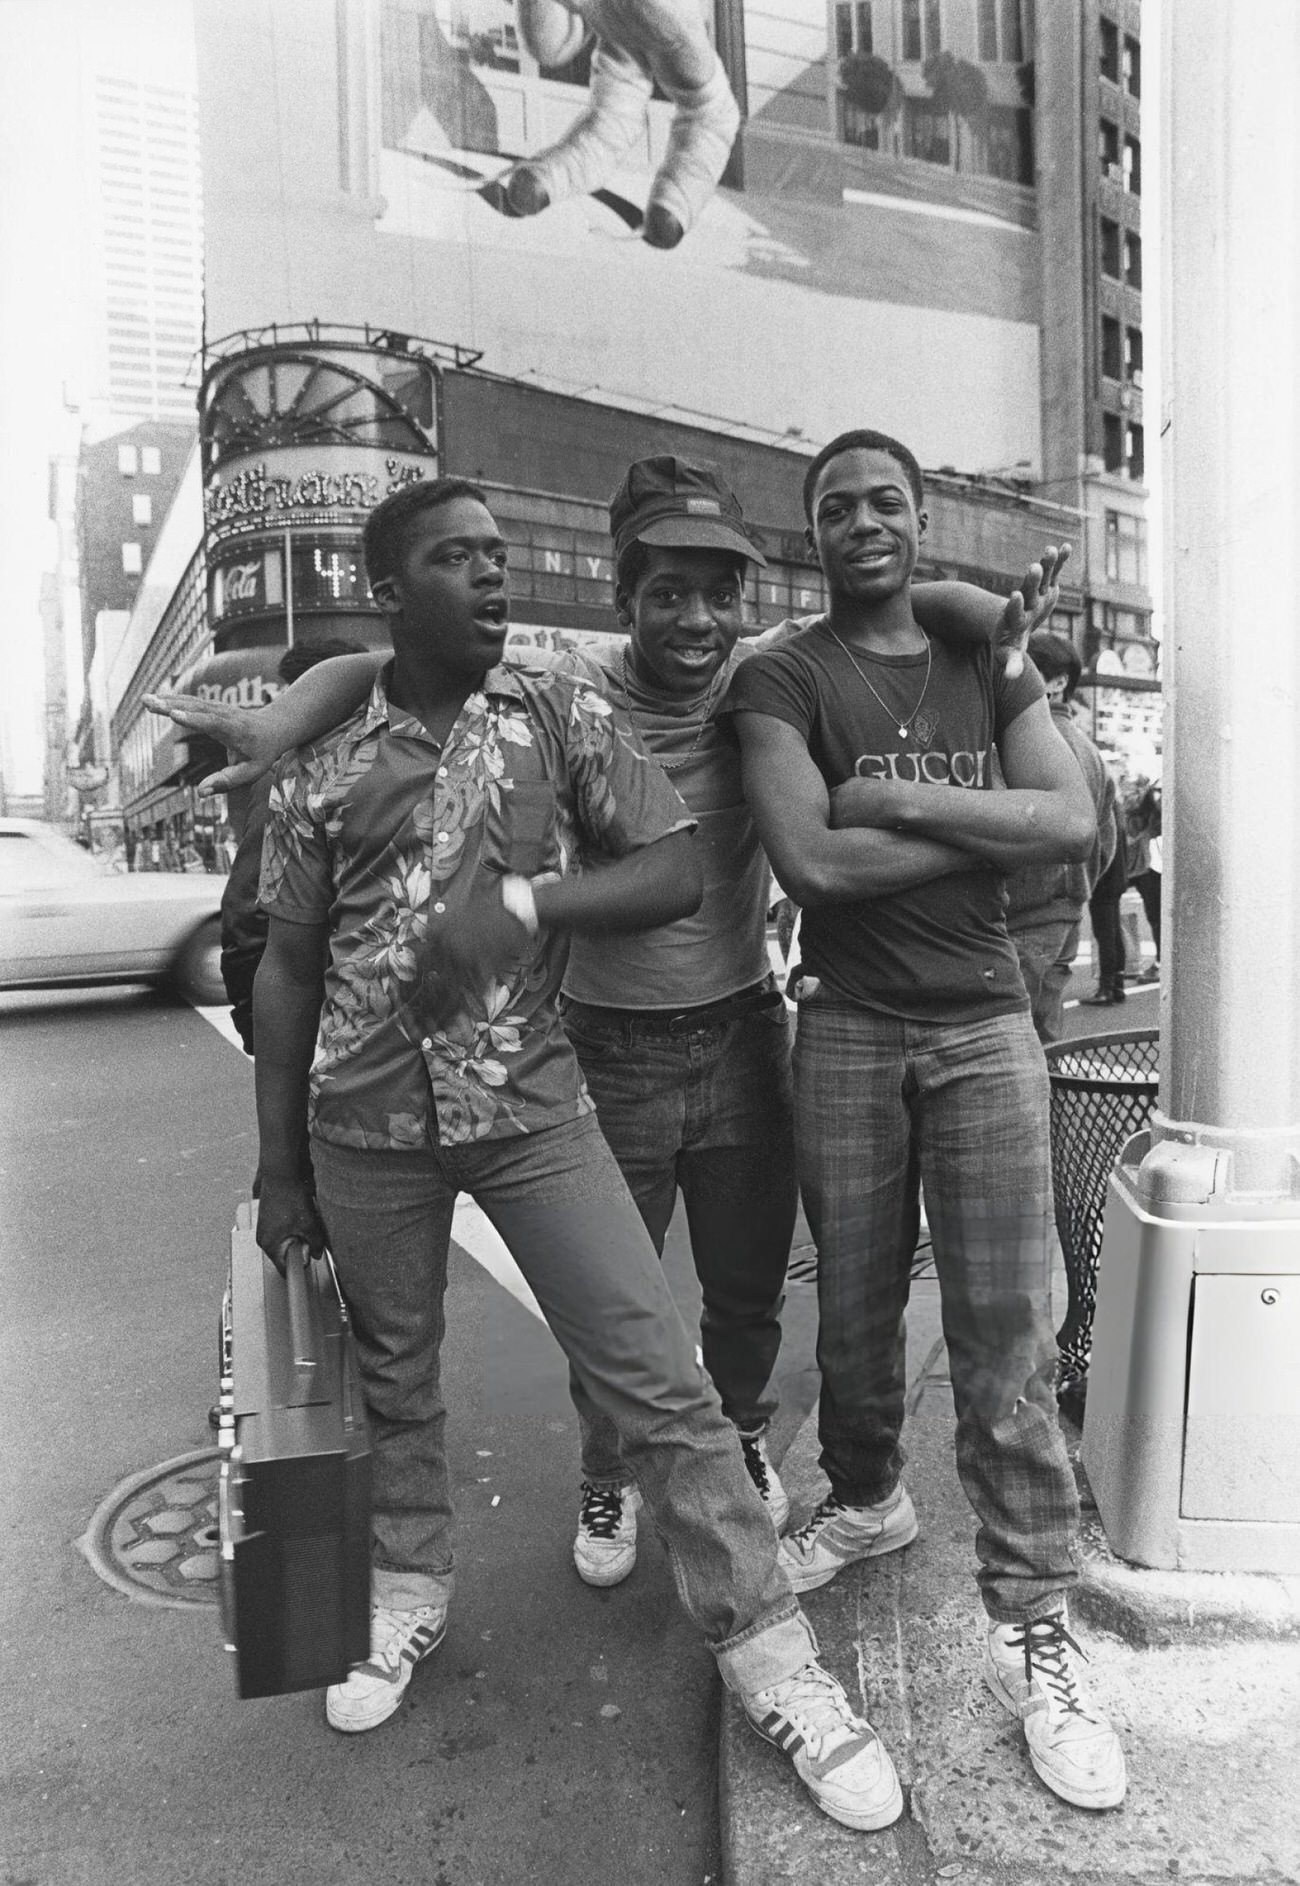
[1005,630,1117,1041]
[1125,776,1162,982]
[1080,762,1129,1006]
[218,638,367,1054]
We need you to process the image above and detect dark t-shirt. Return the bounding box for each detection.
[722,618,1045,1023]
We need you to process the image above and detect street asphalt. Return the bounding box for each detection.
[0,982,820,1886]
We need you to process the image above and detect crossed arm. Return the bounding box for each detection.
[734,695,1095,908]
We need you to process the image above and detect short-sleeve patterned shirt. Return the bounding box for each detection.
[259,662,695,1151]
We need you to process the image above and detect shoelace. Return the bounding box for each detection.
[1007,1615,1094,1721]
[741,1437,771,1497]
[579,1483,626,1540]
[765,1663,862,1744]
[789,1492,846,1546]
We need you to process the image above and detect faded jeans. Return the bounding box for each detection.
[560,996,796,1484]
[310,1114,814,1692]
[792,997,1080,1623]
[1010,916,1080,1046]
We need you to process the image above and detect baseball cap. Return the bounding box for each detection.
[609,456,767,567]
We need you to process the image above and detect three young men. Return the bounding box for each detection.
[240,472,907,1832]
[725,430,1127,1810]
[149,445,1121,1820]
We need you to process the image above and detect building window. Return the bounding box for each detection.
[1124,133,1141,195]
[1103,413,1123,474]
[836,1,873,56]
[1100,216,1121,277]
[1105,510,1147,585]
[984,105,1033,183]
[117,444,138,475]
[1124,229,1143,288]
[839,96,882,148]
[925,0,942,56]
[1123,35,1141,97]
[1101,315,1122,381]
[1099,16,1119,82]
[1099,117,1120,181]
[1125,325,1144,382]
[1102,603,1147,644]
[901,0,922,59]
[122,541,143,574]
[901,0,940,61]
[978,0,1020,61]
[141,446,162,474]
[905,98,951,165]
[977,0,997,60]
[1126,422,1145,482]
[132,493,153,526]
[1000,0,1023,62]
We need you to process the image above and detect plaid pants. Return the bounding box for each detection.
[793,997,1080,1622]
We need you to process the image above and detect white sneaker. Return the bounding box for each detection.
[573,1480,641,1587]
[778,1486,919,1592]
[743,1660,903,1831]
[740,1432,790,1533]
[325,1600,447,1733]
[985,1608,1127,1809]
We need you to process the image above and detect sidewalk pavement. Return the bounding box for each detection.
[720,1274,1300,1886]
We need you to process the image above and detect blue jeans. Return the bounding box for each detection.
[559,994,796,1484]
[792,997,1080,1623]
[1011,916,1079,1045]
[310,1115,814,1691]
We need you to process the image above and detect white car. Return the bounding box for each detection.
[0,819,225,1004]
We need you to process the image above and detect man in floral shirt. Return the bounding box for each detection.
[250,474,906,1834]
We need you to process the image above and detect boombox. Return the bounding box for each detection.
[217,1203,371,1699]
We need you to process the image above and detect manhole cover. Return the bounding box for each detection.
[77,1449,224,1609]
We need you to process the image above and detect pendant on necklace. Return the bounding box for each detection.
[898,725,908,738]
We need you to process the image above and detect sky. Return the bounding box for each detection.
[0,0,197,799]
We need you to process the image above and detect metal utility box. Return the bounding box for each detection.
[1082,1134,1300,1574]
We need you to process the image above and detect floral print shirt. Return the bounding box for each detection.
[259,662,694,1150]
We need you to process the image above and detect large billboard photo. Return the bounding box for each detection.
[200,0,1046,483]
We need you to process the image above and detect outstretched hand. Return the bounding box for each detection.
[996,543,1071,680]
[143,691,275,794]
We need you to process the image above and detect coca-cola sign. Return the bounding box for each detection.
[224,560,261,603]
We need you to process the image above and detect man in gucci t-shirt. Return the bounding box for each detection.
[724,429,1129,1815]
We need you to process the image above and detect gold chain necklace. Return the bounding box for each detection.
[620,648,725,774]
[821,621,932,740]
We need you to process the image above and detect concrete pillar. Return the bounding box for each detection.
[1081,1,1300,1573]
[1142,0,1300,1209]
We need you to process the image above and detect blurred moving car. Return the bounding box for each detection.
[0,819,225,1004]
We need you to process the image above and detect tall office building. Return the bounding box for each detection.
[1038,0,1155,758]
[87,71,203,424]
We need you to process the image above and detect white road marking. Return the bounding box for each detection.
[451,1199,546,1322]
[192,1003,248,1052]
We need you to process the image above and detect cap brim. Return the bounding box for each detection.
[633,515,768,567]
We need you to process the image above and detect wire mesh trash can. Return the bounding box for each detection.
[1044,1029,1159,1416]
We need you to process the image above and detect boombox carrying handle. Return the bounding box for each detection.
[281,1239,322,1371]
